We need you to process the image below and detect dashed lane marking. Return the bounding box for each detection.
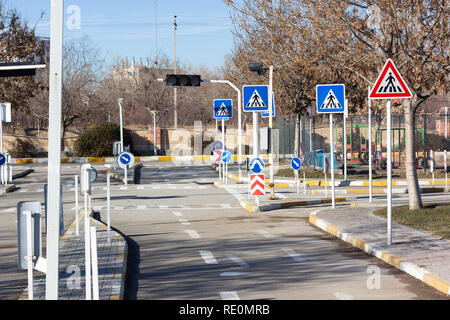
[173,211,183,216]
[220,291,240,300]
[183,229,201,239]
[200,251,218,264]
[227,255,249,267]
[179,219,190,225]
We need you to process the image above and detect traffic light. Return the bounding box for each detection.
[165,74,202,86]
[248,62,266,75]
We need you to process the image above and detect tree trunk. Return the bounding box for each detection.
[404,101,423,210]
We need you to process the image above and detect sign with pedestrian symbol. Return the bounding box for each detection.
[118,152,135,169]
[249,157,265,174]
[243,85,269,112]
[214,99,233,120]
[0,154,5,166]
[221,150,232,163]
[316,84,345,113]
[369,59,412,99]
[291,157,302,171]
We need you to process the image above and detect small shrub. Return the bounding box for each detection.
[74,122,132,157]
[9,139,35,158]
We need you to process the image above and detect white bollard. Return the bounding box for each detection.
[90,226,99,300]
[84,191,91,300]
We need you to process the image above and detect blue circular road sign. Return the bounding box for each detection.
[118,152,135,169]
[0,154,5,166]
[249,157,265,174]
[222,151,232,163]
[291,157,302,171]
[211,141,223,151]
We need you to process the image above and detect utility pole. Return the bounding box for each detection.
[173,15,178,129]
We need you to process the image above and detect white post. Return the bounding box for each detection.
[431,149,434,187]
[387,99,392,246]
[107,173,111,243]
[309,107,313,152]
[330,114,335,208]
[303,171,306,195]
[90,226,99,300]
[445,107,448,139]
[84,191,91,300]
[46,0,64,300]
[222,119,225,182]
[0,105,3,155]
[444,150,448,189]
[268,66,274,190]
[118,98,124,153]
[124,167,128,185]
[296,170,299,195]
[75,175,79,236]
[343,100,348,181]
[368,87,373,203]
[152,112,157,156]
[24,210,34,300]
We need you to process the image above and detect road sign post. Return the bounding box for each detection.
[75,175,79,236]
[46,0,64,300]
[369,58,412,246]
[316,84,345,208]
[368,87,373,203]
[291,157,302,195]
[118,152,135,185]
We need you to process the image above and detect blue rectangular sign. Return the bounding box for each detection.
[214,99,233,120]
[316,84,345,114]
[243,85,269,112]
[261,93,275,118]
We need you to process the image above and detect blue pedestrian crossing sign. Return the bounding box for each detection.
[249,157,265,174]
[261,93,275,118]
[316,84,345,114]
[243,85,269,112]
[214,99,233,120]
[222,151,232,163]
[0,154,5,166]
[291,157,302,171]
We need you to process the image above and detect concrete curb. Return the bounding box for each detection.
[18,211,128,300]
[308,211,450,296]
[311,187,449,195]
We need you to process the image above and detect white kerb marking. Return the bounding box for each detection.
[173,211,183,217]
[282,249,306,262]
[179,219,190,225]
[200,251,218,264]
[184,230,201,239]
[220,291,240,300]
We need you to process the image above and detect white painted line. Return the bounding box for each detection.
[183,229,201,239]
[220,204,232,208]
[137,205,147,210]
[179,219,190,225]
[159,205,169,209]
[153,186,161,189]
[173,211,183,217]
[220,291,240,300]
[120,186,128,190]
[258,229,274,238]
[93,206,103,211]
[184,186,193,189]
[19,189,28,193]
[114,206,124,211]
[200,251,218,264]
[220,272,248,276]
[137,186,145,190]
[2,207,16,213]
[282,249,306,262]
[227,255,249,267]
[334,292,354,300]
[275,193,288,199]
[36,189,44,192]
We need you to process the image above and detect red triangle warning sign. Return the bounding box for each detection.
[369,59,412,99]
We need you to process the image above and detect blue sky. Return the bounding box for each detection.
[9,0,236,70]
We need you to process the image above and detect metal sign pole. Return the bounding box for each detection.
[368,87,373,203]
[330,114,336,208]
[343,100,347,181]
[387,99,392,246]
[0,105,3,155]
[124,166,128,185]
[303,171,307,195]
[75,175,79,236]
[118,98,124,153]
[107,173,111,243]
[90,226,99,300]
[24,210,34,300]
[238,89,242,181]
[295,170,299,195]
[222,119,225,182]
[268,66,274,191]
[84,189,92,300]
[46,0,64,300]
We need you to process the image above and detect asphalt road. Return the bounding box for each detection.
[0,162,447,300]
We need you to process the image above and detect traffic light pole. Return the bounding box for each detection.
[268,66,274,195]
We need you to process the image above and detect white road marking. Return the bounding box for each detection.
[137,205,147,210]
[258,229,275,238]
[159,205,169,209]
[275,192,288,199]
[227,255,249,267]
[183,229,201,239]
[2,207,16,213]
[220,204,232,208]
[36,189,44,192]
[173,211,183,217]
[120,186,128,190]
[282,248,306,262]
[220,291,240,300]
[220,272,248,276]
[114,206,124,210]
[334,292,354,300]
[137,186,145,190]
[183,186,193,189]
[93,206,103,211]
[153,186,161,189]
[179,219,190,225]
[19,189,28,193]
[200,251,218,264]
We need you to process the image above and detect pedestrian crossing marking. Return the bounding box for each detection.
[216,103,230,117]
[320,90,342,109]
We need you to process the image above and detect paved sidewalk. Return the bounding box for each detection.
[309,207,450,296]
[19,212,128,300]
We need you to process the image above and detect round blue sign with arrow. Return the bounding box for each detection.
[211,140,223,151]
[249,157,265,174]
[291,157,302,171]
[118,152,135,169]
[222,151,232,163]
[0,154,5,166]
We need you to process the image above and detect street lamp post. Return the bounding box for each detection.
[118,98,124,153]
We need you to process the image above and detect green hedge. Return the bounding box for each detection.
[74,122,132,157]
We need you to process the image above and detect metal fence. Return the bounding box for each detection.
[276,112,450,172]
